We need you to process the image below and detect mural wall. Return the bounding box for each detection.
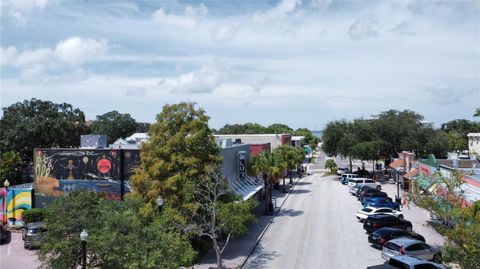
[1,188,32,225]
[34,149,141,200]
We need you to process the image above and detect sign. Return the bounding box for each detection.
[238,151,247,180]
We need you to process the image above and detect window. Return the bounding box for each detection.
[366,180,375,184]
[362,208,373,213]
[376,209,391,213]
[406,243,429,251]
[384,242,400,251]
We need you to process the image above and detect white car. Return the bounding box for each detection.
[348,178,381,190]
[356,207,403,221]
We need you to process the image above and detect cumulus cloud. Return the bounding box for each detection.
[170,62,229,94]
[1,36,108,85]
[425,83,473,104]
[151,4,207,31]
[348,18,382,40]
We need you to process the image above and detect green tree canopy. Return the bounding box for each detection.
[39,191,195,269]
[321,120,348,156]
[132,102,222,220]
[441,119,480,150]
[265,123,293,134]
[294,128,319,149]
[90,110,138,144]
[0,151,23,186]
[0,98,89,163]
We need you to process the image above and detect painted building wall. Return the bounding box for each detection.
[34,148,140,200]
[214,134,291,151]
[249,143,271,159]
[220,144,250,179]
[0,188,32,225]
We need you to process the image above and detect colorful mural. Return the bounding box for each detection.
[34,149,141,200]
[1,188,32,226]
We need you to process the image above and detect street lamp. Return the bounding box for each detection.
[3,180,10,225]
[156,195,164,213]
[80,229,88,269]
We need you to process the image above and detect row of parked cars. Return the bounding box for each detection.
[338,173,445,269]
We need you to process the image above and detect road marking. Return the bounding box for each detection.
[7,240,11,256]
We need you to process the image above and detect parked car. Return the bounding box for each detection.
[356,207,403,222]
[355,185,377,197]
[364,197,401,210]
[349,185,361,195]
[361,192,389,205]
[363,214,412,233]
[23,222,46,249]
[381,238,441,262]
[336,167,350,176]
[347,178,381,190]
[341,174,358,184]
[0,224,6,243]
[358,188,383,201]
[368,227,425,248]
[367,255,445,269]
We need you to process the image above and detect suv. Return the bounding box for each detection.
[361,192,389,205]
[364,197,401,210]
[348,178,381,190]
[368,227,425,248]
[363,214,412,233]
[23,222,46,249]
[367,255,445,269]
[341,174,358,184]
[382,238,441,262]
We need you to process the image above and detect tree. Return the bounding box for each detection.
[425,130,450,158]
[337,132,358,171]
[252,152,272,214]
[474,108,480,118]
[90,110,138,144]
[216,123,266,134]
[324,159,336,171]
[189,170,256,269]
[0,151,23,186]
[273,145,292,192]
[265,123,293,134]
[321,120,348,156]
[441,119,480,150]
[294,128,319,149]
[447,131,465,153]
[38,191,195,269]
[0,98,89,163]
[135,122,151,133]
[132,102,222,221]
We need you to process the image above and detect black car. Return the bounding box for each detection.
[368,227,425,248]
[363,214,412,233]
[361,192,389,205]
[0,224,6,243]
[358,188,382,201]
[355,185,376,197]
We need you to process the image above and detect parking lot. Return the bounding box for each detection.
[0,230,39,269]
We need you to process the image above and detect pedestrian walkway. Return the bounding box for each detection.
[194,173,311,269]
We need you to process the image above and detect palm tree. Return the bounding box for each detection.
[274,145,289,192]
[252,152,272,214]
[294,147,306,177]
[474,108,480,118]
[252,151,284,214]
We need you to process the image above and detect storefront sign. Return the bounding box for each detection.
[238,151,247,180]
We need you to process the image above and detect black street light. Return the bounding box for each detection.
[156,195,164,213]
[80,229,88,269]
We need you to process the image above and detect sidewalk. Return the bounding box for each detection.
[194,174,310,269]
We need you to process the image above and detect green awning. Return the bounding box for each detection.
[415,174,436,191]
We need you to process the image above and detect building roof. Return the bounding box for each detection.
[388,159,404,169]
[403,169,418,179]
[214,134,290,137]
[125,133,149,141]
[467,133,480,137]
[291,136,305,141]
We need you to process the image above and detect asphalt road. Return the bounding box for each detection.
[243,173,385,269]
[0,231,39,269]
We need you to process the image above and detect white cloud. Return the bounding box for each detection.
[53,37,108,66]
[2,0,50,24]
[349,18,382,40]
[425,83,473,105]
[0,47,18,66]
[151,4,207,31]
[170,61,229,94]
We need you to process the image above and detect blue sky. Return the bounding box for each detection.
[1,0,479,130]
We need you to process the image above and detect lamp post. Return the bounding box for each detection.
[80,229,88,269]
[3,180,10,225]
[156,195,164,213]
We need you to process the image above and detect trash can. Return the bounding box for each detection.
[395,197,401,204]
[271,196,277,209]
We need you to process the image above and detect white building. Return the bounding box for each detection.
[214,134,292,151]
[467,133,480,156]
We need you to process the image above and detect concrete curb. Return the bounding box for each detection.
[238,174,310,269]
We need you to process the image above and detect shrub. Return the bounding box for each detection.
[22,208,45,223]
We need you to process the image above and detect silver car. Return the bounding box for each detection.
[368,255,445,269]
[23,222,46,250]
[382,238,441,262]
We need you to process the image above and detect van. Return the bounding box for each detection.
[341,174,358,184]
[348,178,381,190]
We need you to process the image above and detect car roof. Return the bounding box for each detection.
[26,222,44,228]
[390,255,440,266]
[388,238,423,245]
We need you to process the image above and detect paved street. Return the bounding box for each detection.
[243,172,446,269]
[0,231,39,269]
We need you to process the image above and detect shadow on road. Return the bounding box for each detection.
[244,244,279,269]
[294,181,312,186]
[290,189,311,194]
[276,208,304,217]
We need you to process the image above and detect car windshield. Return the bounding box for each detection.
[388,258,409,269]
[362,208,373,213]
[384,242,401,251]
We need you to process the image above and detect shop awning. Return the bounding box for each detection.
[403,169,418,179]
[415,174,436,191]
[388,159,405,169]
[229,176,263,201]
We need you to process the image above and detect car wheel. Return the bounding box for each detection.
[432,254,442,263]
[406,226,412,232]
[376,185,381,190]
[398,215,403,219]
